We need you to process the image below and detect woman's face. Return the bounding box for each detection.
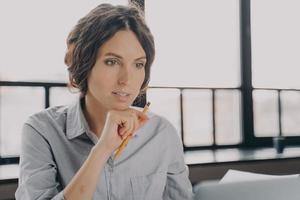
[86,30,146,111]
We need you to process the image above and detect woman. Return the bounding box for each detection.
[15,3,193,200]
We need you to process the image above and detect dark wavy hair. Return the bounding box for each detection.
[64,3,155,98]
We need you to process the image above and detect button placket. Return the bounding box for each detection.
[107,156,115,200]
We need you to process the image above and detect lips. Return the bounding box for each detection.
[112,91,131,97]
[112,91,131,102]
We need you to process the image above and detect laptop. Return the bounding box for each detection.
[193,176,300,200]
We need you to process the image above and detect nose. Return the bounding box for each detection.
[117,66,131,85]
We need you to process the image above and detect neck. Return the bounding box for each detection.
[83,94,107,138]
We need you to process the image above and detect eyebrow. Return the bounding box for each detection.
[104,52,146,61]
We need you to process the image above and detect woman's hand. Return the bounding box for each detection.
[96,108,149,156]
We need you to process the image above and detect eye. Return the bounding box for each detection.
[135,62,145,69]
[104,59,119,66]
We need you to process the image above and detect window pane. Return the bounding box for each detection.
[0,0,127,82]
[253,90,279,137]
[251,0,300,88]
[0,87,44,156]
[183,89,213,146]
[146,0,240,87]
[215,90,242,145]
[50,87,80,107]
[281,91,300,136]
[147,88,181,137]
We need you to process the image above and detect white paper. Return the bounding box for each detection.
[220,169,299,183]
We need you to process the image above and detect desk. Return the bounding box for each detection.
[186,146,300,184]
[0,164,18,200]
[0,164,18,183]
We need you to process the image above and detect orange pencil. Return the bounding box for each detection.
[114,102,150,160]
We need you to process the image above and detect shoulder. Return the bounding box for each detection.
[132,106,180,141]
[25,105,68,136]
[143,110,184,158]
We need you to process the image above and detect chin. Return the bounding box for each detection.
[111,102,132,111]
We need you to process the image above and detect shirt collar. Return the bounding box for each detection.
[66,97,91,140]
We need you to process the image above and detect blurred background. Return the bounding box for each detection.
[1,0,300,199]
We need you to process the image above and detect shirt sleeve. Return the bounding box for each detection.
[15,123,65,200]
[163,121,194,200]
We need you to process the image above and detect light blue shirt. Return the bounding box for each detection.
[15,98,193,200]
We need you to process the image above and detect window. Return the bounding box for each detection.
[1,0,300,163]
[0,0,127,82]
[281,91,300,136]
[147,88,181,137]
[253,90,279,137]
[251,0,300,138]
[50,87,79,107]
[0,0,127,160]
[146,0,240,87]
[251,0,300,89]
[145,0,242,147]
[0,87,44,156]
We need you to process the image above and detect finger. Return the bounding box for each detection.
[120,116,134,139]
[118,121,127,136]
[118,126,126,140]
[117,122,124,135]
[124,116,135,138]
